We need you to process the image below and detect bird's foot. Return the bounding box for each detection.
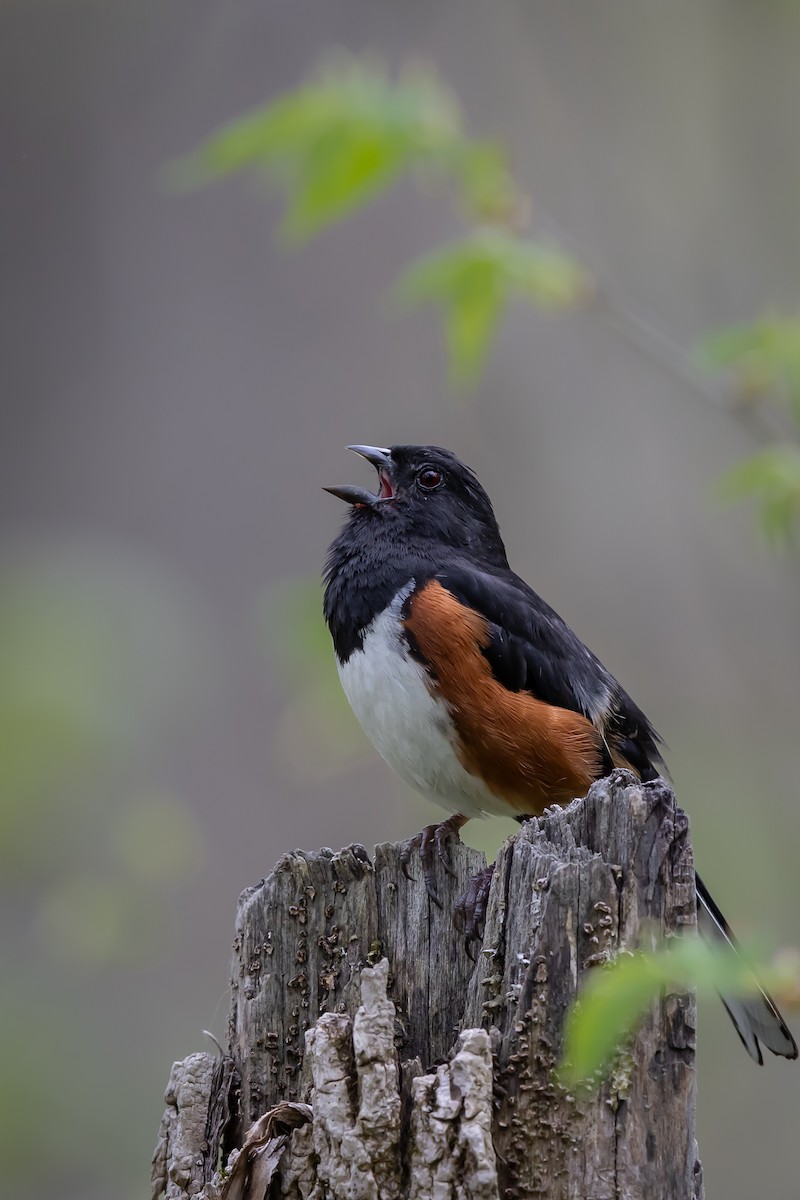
[399,813,467,907]
[454,863,496,958]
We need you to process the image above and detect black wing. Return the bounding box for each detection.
[434,562,665,781]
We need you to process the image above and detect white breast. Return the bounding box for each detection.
[337,585,512,819]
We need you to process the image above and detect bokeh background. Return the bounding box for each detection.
[3,2,800,1197]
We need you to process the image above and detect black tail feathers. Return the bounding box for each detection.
[695,873,797,1064]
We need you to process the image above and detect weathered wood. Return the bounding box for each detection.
[462,774,700,1199]
[153,771,704,1199]
[229,838,485,1132]
[151,1050,238,1200]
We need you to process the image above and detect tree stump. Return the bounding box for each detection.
[151,771,704,1200]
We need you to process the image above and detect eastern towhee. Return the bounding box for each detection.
[323,443,797,1064]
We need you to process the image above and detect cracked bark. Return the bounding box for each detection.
[152,771,704,1200]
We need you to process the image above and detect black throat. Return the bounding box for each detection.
[323,517,436,662]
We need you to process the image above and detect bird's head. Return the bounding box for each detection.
[324,444,508,566]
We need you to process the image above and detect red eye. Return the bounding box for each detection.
[418,467,443,491]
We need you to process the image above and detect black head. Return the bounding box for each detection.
[324,444,509,567]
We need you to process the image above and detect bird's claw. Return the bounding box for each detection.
[454,863,496,958]
[398,815,465,906]
[400,842,417,883]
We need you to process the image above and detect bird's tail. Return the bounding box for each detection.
[695,873,797,1064]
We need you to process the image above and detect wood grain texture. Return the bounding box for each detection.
[154,771,704,1200]
[462,773,700,1199]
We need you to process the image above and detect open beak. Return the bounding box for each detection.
[323,445,395,508]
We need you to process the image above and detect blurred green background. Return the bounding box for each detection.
[3,2,800,1198]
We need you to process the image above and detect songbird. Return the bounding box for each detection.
[323,443,797,1064]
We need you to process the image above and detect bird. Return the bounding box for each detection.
[323,443,797,1065]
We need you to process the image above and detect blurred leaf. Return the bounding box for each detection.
[717,445,800,544]
[561,935,799,1086]
[280,128,409,241]
[170,56,509,243]
[394,230,589,386]
[441,138,521,224]
[699,312,800,420]
[172,55,586,392]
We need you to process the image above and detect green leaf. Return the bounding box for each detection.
[717,444,800,544]
[560,935,798,1086]
[441,284,502,389]
[394,231,588,387]
[279,126,409,242]
[509,241,591,309]
[169,55,588,388]
[169,54,528,252]
[447,139,520,224]
[169,56,471,242]
[166,91,331,187]
[699,312,800,420]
